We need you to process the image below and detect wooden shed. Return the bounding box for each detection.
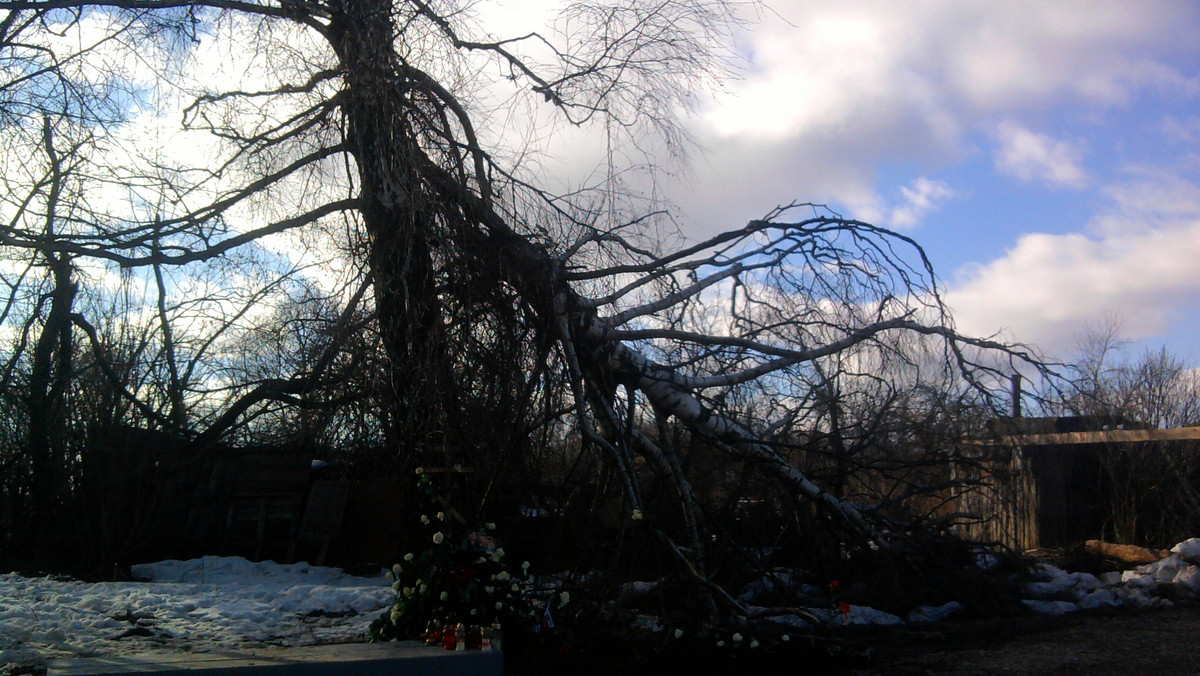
[955,418,1200,551]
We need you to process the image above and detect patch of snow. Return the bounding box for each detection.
[974,549,999,570]
[1121,570,1158,588]
[1099,571,1123,586]
[907,602,963,624]
[1114,586,1171,608]
[762,613,813,630]
[1142,555,1192,584]
[1172,564,1200,595]
[737,570,798,602]
[1025,565,1100,601]
[1172,538,1200,558]
[0,556,391,673]
[1016,542,1200,615]
[1078,588,1121,610]
[805,605,904,626]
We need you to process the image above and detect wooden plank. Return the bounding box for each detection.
[972,426,1200,447]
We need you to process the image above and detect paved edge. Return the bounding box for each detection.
[48,642,503,676]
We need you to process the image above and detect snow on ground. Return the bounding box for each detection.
[0,556,391,672]
[6,539,1200,670]
[1020,540,1200,615]
[739,538,1200,632]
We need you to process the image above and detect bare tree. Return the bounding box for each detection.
[1054,323,1200,545]
[0,0,1045,622]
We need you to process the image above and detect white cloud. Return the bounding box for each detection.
[704,1,1197,139]
[945,174,1200,355]
[889,177,957,229]
[991,121,1088,188]
[669,1,1197,236]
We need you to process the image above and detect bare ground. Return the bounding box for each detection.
[845,606,1200,674]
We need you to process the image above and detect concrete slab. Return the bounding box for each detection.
[49,642,502,676]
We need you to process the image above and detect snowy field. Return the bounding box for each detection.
[5,540,1200,672]
[0,556,392,672]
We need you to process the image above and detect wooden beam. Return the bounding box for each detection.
[986,426,1200,447]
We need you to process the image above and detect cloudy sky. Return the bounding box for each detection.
[655,0,1200,361]
[35,1,1198,365]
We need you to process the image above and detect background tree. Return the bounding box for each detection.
[1054,322,1200,546]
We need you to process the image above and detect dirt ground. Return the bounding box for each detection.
[845,606,1200,674]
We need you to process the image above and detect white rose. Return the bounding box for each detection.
[433,532,444,544]
[403,553,414,562]
[732,632,742,642]
[439,591,448,601]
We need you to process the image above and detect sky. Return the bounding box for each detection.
[654,0,1200,363]
[20,1,1200,368]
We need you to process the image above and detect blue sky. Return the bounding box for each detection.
[658,0,1200,362]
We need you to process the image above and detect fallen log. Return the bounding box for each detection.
[1084,540,1170,565]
